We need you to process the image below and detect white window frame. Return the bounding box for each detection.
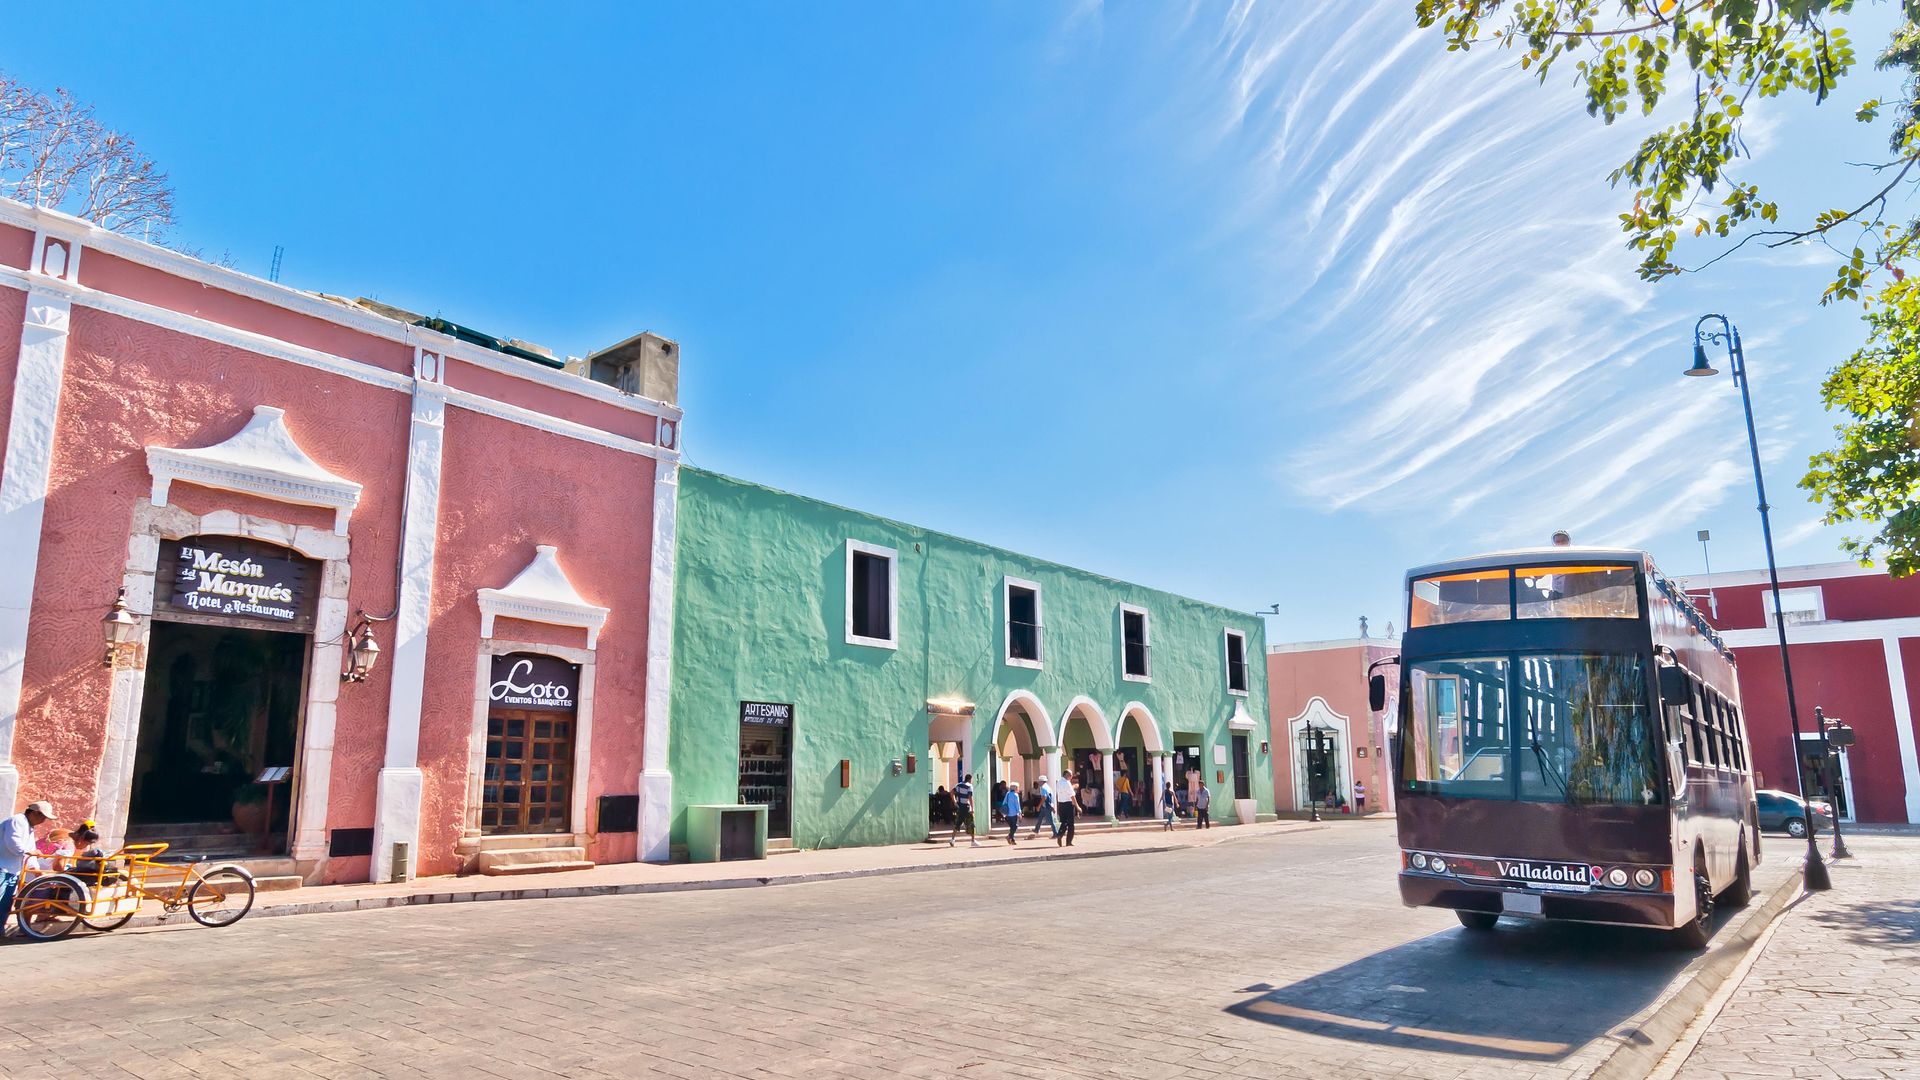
[845,539,899,650]
[1119,602,1152,683]
[1223,628,1250,696]
[1004,575,1044,670]
[1764,586,1826,628]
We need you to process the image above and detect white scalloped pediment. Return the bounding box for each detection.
[477,545,610,648]
[147,406,362,535]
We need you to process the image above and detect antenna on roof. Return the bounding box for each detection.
[1697,529,1719,620]
[269,245,284,283]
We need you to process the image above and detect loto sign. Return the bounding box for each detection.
[489,653,579,712]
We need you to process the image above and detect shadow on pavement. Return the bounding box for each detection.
[1812,897,1919,949]
[1225,915,1719,1061]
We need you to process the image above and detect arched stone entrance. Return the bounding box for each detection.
[1116,702,1166,819]
[989,691,1055,822]
[1059,696,1115,820]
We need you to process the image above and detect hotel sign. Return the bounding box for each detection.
[157,537,316,631]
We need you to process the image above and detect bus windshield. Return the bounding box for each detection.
[1404,652,1659,805]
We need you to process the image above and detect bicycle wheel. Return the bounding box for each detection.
[186,868,255,928]
[14,877,84,940]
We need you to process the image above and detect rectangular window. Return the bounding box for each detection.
[1410,569,1512,627]
[1005,577,1042,668]
[1120,604,1151,681]
[1514,565,1641,620]
[1224,629,1249,694]
[1405,659,1509,799]
[1764,586,1825,627]
[845,540,898,649]
[1687,678,1707,765]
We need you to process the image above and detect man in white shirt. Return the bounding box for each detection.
[1055,773,1077,847]
[1,801,55,936]
[1029,777,1055,841]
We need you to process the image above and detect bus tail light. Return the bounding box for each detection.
[1606,868,1629,888]
[1660,869,1674,893]
[1633,869,1656,889]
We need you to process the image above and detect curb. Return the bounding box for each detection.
[1584,859,1805,1080]
[117,822,1328,931]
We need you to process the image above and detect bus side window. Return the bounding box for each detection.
[1730,704,1747,770]
[1687,677,1707,765]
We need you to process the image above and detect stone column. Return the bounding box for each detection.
[1042,747,1061,790]
[639,459,681,863]
[1102,752,1116,821]
[1152,753,1168,817]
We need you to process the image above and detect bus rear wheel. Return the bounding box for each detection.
[1671,867,1714,950]
[1456,910,1500,932]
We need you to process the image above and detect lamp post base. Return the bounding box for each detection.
[1804,852,1833,891]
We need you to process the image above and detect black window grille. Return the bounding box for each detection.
[1008,585,1042,662]
[1226,632,1248,692]
[1123,610,1150,677]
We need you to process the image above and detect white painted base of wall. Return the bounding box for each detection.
[1234,798,1257,825]
[638,768,673,863]
[0,763,17,815]
[370,767,424,883]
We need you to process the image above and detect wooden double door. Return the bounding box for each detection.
[481,708,575,834]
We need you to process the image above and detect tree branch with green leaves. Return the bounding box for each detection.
[1415,0,1920,573]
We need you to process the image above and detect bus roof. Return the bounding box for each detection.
[1404,546,1649,583]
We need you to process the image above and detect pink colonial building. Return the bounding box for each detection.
[0,198,683,885]
[1679,562,1920,825]
[1267,631,1398,816]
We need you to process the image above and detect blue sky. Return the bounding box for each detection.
[7,3,1906,641]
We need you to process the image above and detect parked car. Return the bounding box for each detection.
[1755,788,1836,838]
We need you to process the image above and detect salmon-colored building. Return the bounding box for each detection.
[1680,562,1920,825]
[1267,631,1398,816]
[0,199,683,885]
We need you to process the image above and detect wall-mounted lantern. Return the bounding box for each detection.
[100,587,141,668]
[342,611,389,683]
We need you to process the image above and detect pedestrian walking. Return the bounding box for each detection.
[1000,783,1022,845]
[1162,780,1176,830]
[950,774,979,847]
[1031,778,1055,839]
[1116,772,1133,818]
[1,800,55,936]
[1354,779,1368,816]
[1194,783,1212,829]
[1056,772,1078,847]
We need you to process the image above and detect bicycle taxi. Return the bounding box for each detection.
[13,842,256,940]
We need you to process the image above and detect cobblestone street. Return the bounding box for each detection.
[1676,835,1920,1080]
[0,822,1803,1079]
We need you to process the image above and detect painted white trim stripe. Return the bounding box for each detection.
[1717,618,1920,648]
[1678,561,1883,590]
[0,290,70,811]
[638,459,679,863]
[1883,637,1920,824]
[0,270,678,464]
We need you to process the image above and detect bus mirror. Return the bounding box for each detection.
[1657,665,1688,708]
[1368,674,1387,712]
[1667,740,1689,802]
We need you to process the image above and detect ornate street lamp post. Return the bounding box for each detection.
[1686,314,1831,891]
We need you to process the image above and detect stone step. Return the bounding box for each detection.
[475,846,591,875]
[456,833,580,854]
[251,875,304,892]
[479,859,596,876]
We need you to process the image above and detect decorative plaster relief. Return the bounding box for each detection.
[477,546,610,648]
[147,406,363,535]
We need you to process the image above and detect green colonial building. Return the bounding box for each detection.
[668,468,1275,854]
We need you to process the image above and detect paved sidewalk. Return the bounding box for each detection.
[1676,835,1920,1079]
[123,817,1325,927]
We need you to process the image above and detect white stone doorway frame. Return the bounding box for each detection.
[462,638,598,842]
[1285,696,1352,812]
[95,500,351,862]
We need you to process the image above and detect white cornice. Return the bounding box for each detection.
[1678,562,1882,590]
[1719,617,1920,649]
[0,198,681,423]
[477,545,610,649]
[147,406,363,534]
[1267,637,1400,655]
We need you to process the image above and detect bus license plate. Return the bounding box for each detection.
[1502,891,1543,916]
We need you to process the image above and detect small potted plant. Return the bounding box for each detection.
[231,783,270,836]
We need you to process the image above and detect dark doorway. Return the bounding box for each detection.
[739,721,792,840]
[1305,731,1340,807]
[1232,734,1252,801]
[131,621,308,854]
[482,709,575,834]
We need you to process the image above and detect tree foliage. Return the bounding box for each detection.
[0,70,176,243]
[1414,0,1920,573]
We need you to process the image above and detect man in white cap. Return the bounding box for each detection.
[1,800,55,935]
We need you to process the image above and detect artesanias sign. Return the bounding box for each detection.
[490,653,579,712]
[157,537,317,631]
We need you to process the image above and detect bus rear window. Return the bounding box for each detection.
[1515,565,1640,620]
[1410,570,1511,627]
